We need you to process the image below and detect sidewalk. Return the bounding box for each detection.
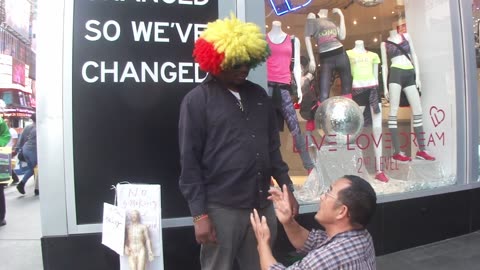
[0,177,478,270]
[377,230,480,270]
[0,180,43,270]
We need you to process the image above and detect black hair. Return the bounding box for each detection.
[338,175,377,228]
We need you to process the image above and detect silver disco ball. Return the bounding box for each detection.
[355,0,384,7]
[315,96,364,145]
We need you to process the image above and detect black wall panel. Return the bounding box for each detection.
[470,188,480,231]
[382,192,470,254]
[42,190,478,270]
[71,0,218,224]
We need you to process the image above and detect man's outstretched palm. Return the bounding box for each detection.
[268,185,293,225]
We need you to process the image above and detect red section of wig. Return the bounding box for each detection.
[193,38,225,75]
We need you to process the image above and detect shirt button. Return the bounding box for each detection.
[257,172,261,175]
[256,153,260,156]
[246,118,249,120]
[251,134,256,138]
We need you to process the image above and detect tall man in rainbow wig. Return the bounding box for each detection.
[178,15,299,270]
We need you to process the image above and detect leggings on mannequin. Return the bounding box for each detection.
[361,104,383,172]
[387,83,426,154]
[317,50,353,102]
[306,50,353,132]
[267,85,315,171]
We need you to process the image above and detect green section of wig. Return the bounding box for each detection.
[200,14,270,70]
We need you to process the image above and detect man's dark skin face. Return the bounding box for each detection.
[216,64,251,92]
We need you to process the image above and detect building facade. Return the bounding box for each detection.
[37,1,480,269]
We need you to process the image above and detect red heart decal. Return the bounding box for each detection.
[429,106,445,127]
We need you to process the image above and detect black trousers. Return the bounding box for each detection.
[0,184,5,221]
[317,49,353,102]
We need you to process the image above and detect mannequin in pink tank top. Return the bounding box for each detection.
[266,21,316,176]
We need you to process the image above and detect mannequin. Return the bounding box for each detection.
[267,20,315,174]
[304,8,353,133]
[125,210,154,270]
[380,30,435,161]
[346,40,388,182]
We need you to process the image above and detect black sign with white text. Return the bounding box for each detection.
[72,0,218,224]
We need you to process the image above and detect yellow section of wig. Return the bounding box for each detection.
[200,14,269,70]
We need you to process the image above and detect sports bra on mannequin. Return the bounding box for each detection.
[385,31,411,58]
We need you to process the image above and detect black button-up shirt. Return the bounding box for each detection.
[178,76,293,217]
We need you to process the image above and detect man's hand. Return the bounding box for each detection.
[194,217,217,245]
[250,208,271,246]
[268,185,298,224]
[289,188,299,217]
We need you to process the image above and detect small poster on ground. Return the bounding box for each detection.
[101,202,126,255]
[117,183,164,270]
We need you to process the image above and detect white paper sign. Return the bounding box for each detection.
[117,184,164,270]
[101,203,126,255]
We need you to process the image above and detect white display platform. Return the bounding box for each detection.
[295,144,456,203]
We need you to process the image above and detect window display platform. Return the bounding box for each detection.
[292,144,455,204]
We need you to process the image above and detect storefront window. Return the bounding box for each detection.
[473,0,480,181]
[264,0,458,203]
[0,91,13,105]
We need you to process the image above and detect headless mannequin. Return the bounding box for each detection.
[267,21,315,173]
[380,30,435,161]
[305,9,346,73]
[268,21,302,100]
[304,8,352,133]
[347,40,387,182]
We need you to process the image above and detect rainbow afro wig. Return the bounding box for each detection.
[193,14,270,75]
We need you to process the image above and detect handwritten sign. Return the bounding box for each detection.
[101,203,126,255]
[117,184,164,270]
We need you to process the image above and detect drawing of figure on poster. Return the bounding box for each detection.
[117,184,164,270]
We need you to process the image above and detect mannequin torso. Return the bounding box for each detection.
[352,40,367,53]
[267,21,302,98]
[304,12,343,54]
[346,40,380,88]
[267,21,288,44]
[383,30,414,69]
[304,8,346,72]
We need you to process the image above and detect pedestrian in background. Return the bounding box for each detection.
[0,100,12,226]
[16,113,38,196]
[5,118,20,185]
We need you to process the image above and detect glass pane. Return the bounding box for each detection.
[264,0,458,203]
[0,91,13,105]
[474,0,480,181]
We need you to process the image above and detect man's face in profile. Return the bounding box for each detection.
[315,178,350,226]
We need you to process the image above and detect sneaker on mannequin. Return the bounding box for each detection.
[416,150,436,161]
[392,152,412,162]
[375,172,389,183]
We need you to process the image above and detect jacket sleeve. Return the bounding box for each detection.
[178,88,208,217]
[16,125,30,150]
[266,92,293,189]
[0,120,11,147]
